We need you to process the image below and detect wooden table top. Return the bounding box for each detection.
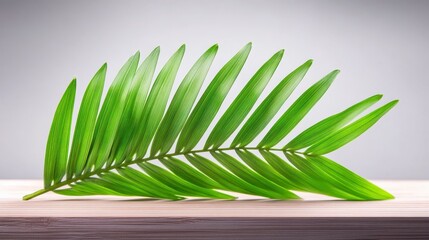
[1,180,428,218]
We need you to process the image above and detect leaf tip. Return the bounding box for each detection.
[303,59,313,68]
[179,44,186,52]
[382,100,399,110]
[373,94,383,100]
[275,49,285,59]
[323,69,340,82]
[69,78,77,88]
[150,46,161,57]
[332,69,341,75]
[384,192,395,200]
[389,99,400,107]
[205,44,219,57]
[241,42,252,53]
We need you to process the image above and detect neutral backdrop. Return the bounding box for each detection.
[0,0,428,179]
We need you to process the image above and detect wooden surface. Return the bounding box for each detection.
[1,180,429,239]
[1,180,428,217]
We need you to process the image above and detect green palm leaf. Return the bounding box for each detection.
[67,64,106,178]
[231,59,312,147]
[85,52,140,172]
[205,49,283,149]
[151,44,218,156]
[132,45,185,159]
[285,94,383,150]
[110,47,160,166]
[44,79,76,188]
[23,44,398,201]
[258,70,338,148]
[176,43,251,153]
[305,100,398,155]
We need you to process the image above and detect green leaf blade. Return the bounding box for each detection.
[44,79,76,188]
[186,153,292,199]
[211,151,299,199]
[56,178,129,196]
[132,45,186,159]
[117,167,183,200]
[306,155,394,200]
[205,50,284,149]
[160,157,223,189]
[285,153,363,200]
[285,94,383,150]
[235,150,297,190]
[258,70,338,148]
[306,100,399,155]
[138,161,234,199]
[85,52,140,173]
[176,43,252,153]
[231,60,313,147]
[67,64,106,179]
[259,150,316,192]
[110,47,160,165]
[99,171,177,199]
[151,44,218,156]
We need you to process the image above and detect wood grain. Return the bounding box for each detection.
[1,217,429,240]
[1,180,428,239]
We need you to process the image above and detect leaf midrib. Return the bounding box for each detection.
[23,147,310,200]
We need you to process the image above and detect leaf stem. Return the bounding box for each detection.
[23,147,304,200]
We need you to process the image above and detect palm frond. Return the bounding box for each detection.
[23,43,398,201]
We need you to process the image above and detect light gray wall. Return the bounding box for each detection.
[0,0,428,179]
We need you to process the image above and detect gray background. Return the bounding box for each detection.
[0,0,428,179]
